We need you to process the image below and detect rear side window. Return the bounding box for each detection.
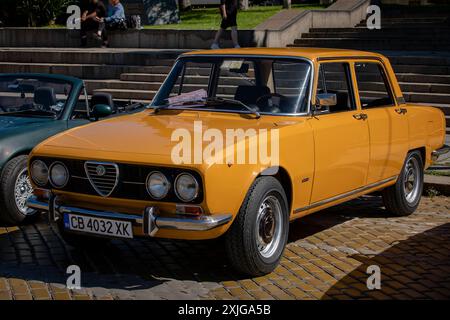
[355,62,395,109]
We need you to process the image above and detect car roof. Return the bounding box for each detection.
[0,73,83,85]
[182,47,384,61]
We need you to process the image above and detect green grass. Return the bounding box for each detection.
[425,170,450,177]
[145,4,326,30]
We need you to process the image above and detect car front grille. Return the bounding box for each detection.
[84,162,119,197]
[30,157,203,204]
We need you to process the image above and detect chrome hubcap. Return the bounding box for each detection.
[403,156,421,204]
[256,195,283,258]
[14,168,35,215]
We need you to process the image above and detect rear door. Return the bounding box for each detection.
[353,61,409,184]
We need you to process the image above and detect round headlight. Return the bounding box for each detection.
[146,171,170,199]
[30,160,48,186]
[175,173,199,202]
[49,162,69,188]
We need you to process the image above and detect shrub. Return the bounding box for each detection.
[0,0,76,27]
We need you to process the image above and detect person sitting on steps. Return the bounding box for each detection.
[211,0,240,49]
[95,0,126,48]
[80,0,106,47]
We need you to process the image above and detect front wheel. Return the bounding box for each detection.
[225,176,289,276]
[0,155,38,225]
[382,150,424,216]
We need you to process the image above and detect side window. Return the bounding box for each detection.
[317,62,355,113]
[355,62,394,109]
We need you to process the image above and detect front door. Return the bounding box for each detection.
[309,62,370,203]
[353,61,409,184]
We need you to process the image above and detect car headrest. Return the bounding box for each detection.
[234,85,271,105]
[34,87,57,109]
[91,92,115,112]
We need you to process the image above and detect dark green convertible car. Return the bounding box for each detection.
[0,73,145,225]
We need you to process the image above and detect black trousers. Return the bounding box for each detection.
[99,19,127,43]
[80,19,100,45]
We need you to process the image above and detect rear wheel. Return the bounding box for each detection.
[382,150,424,216]
[0,155,39,225]
[225,176,289,276]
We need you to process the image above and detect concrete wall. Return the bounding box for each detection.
[0,28,257,49]
[254,0,371,47]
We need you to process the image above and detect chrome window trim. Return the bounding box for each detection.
[84,161,119,198]
[150,54,315,117]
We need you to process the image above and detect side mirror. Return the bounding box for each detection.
[314,93,337,114]
[91,104,112,120]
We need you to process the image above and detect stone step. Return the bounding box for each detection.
[302,32,450,40]
[289,40,450,51]
[85,80,162,93]
[93,88,156,101]
[309,27,450,33]
[403,92,450,105]
[120,73,168,82]
[0,62,174,79]
[394,73,450,84]
[0,48,181,65]
[388,56,450,67]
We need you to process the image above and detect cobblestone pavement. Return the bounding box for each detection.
[0,195,449,300]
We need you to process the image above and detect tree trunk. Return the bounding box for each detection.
[283,0,292,9]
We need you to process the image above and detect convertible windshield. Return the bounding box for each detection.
[151,56,312,115]
[0,77,73,117]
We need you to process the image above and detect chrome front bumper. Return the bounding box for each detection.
[431,144,450,162]
[26,195,232,237]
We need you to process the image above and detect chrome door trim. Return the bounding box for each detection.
[294,175,398,214]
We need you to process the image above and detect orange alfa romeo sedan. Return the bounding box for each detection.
[27,48,448,276]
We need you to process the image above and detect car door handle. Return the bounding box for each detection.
[395,108,407,115]
[353,113,368,120]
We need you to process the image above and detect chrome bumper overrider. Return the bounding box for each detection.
[26,195,232,237]
[431,144,450,162]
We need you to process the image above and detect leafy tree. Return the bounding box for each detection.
[0,0,75,27]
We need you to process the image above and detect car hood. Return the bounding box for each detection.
[0,115,53,131]
[35,110,299,163]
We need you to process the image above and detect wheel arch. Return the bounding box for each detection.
[258,166,293,214]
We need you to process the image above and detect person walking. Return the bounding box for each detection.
[95,0,126,47]
[211,0,240,49]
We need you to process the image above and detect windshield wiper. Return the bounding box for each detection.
[152,97,261,119]
[152,100,205,114]
[206,97,260,119]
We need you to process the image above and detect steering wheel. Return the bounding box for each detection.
[256,93,285,112]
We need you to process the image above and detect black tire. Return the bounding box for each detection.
[0,155,39,225]
[56,220,109,248]
[382,150,424,217]
[225,176,289,276]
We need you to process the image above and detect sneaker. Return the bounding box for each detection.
[210,43,220,50]
[234,45,241,49]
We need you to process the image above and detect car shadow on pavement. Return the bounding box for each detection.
[322,222,450,300]
[0,195,397,288]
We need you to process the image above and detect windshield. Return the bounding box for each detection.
[0,77,73,118]
[151,56,312,115]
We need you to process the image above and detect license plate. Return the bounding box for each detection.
[64,214,133,239]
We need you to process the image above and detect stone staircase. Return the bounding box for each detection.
[289,5,450,133]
